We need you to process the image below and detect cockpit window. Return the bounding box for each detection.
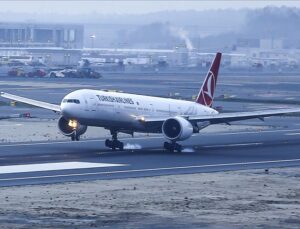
[63,99,80,104]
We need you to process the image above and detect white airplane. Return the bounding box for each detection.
[1,53,300,152]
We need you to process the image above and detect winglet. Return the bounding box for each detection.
[196,52,222,107]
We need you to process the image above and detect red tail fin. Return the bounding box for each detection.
[196,52,222,107]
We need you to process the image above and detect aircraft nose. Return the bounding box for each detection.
[61,97,82,118]
[61,102,73,118]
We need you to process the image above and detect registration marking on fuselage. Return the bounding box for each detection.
[0,162,127,174]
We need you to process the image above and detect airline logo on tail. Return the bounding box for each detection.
[196,52,222,107]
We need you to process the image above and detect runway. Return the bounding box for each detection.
[0,127,300,187]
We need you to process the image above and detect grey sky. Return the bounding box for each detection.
[1,1,300,14]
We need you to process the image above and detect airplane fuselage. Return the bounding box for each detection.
[61,89,218,132]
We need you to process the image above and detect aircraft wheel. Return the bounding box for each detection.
[118,141,124,151]
[164,141,174,152]
[174,143,182,153]
[164,141,182,152]
[112,140,124,150]
[105,139,111,148]
[105,139,124,150]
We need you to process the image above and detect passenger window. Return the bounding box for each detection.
[66,99,80,104]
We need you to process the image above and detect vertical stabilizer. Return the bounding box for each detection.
[196,52,222,107]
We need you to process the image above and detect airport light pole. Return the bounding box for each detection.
[90,34,96,49]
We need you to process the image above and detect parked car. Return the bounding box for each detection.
[27,68,47,77]
[8,68,26,77]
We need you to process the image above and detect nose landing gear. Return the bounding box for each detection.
[164,141,182,153]
[105,130,124,151]
[71,133,80,141]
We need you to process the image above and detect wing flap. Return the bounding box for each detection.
[1,92,61,112]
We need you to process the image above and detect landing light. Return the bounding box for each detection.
[68,120,78,129]
[130,115,145,122]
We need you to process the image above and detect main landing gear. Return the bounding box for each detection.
[164,141,182,153]
[105,130,124,151]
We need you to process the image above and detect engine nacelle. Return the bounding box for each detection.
[58,116,87,137]
[162,116,193,141]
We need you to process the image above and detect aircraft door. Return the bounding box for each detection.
[89,96,97,112]
[114,101,121,116]
[84,94,96,112]
[84,96,89,111]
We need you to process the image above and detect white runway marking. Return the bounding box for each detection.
[285,133,300,136]
[0,162,126,174]
[0,159,300,182]
[0,124,23,127]
[203,142,263,148]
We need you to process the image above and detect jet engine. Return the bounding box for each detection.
[162,116,193,141]
[58,116,87,137]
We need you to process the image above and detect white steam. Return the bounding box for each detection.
[182,147,195,153]
[124,143,142,150]
[170,26,194,51]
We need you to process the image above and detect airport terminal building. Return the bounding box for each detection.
[0,22,84,66]
[0,22,83,49]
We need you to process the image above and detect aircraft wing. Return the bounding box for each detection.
[143,108,300,129]
[1,92,61,113]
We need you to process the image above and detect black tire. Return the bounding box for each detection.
[105,139,111,148]
[164,142,175,152]
[175,143,182,153]
[164,142,170,150]
[50,72,56,78]
[118,141,124,151]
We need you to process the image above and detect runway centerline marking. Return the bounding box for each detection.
[0,162,126,174]
[1,158,300,182]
